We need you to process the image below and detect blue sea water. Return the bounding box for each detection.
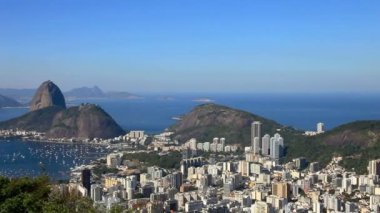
[0,93,379,179]
[70,93,380,132]
[0,107,28,123]
[0,139,107,180]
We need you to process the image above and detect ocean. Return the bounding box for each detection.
[55,93,380,132]
[0,93,379,179]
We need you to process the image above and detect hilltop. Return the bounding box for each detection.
[30,81,66,111]
[169,103,301,146]
[319,120,380,147]
[170,103,380,173]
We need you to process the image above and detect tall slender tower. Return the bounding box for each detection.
[270,133,284,159]
[369,160,380,176]
[81,169,91,196]
[270,137,280,159]
[251,121,262,152]
[262,134,271,156]
[317,122,325,133]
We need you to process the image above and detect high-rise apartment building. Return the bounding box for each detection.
[317,122,325,133]
[251,121,262,151]
[170,172,183,190]
[90,184,103,202]
[253,137,260,154]
[368,159,380,176]
[81,169,91,196]
[262,134,270,156]
[272,182,289,199]
[270,133,284,159]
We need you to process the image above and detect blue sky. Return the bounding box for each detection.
[1,0,379,93]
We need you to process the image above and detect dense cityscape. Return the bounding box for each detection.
[55,122,380,213]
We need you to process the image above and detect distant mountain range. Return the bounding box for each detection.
[0,94,22,108]
[0,88,36,103]
[170,103,380,174]
[64,86,142,100]
[64,86,105,99]
[0,86,141,102]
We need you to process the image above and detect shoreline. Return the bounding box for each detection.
[0,106,29,109]
[0,135,112,146]
[0,138,111,180]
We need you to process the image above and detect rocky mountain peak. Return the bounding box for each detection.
[30,80,66,111]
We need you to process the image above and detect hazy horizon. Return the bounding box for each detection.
[2,81,380,95]
[2,83,380,96]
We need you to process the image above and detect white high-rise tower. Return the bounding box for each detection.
[261,134,270,156]
[317,122,325,133]
[270,133,284,159]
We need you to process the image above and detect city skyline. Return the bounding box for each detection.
[1,1,380,93]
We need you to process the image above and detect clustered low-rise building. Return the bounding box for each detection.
[183,137,238,153]
[304,122,325,136]
[123,130,147,145]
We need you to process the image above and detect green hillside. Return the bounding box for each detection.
[170,103,380,174]
[0,104,125,139]
[170,103,301,146]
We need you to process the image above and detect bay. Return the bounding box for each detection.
[0,139,107,180]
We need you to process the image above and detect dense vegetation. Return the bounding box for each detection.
[0,176,97,213]
[123,151,182,169]
[273,121,380,174]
